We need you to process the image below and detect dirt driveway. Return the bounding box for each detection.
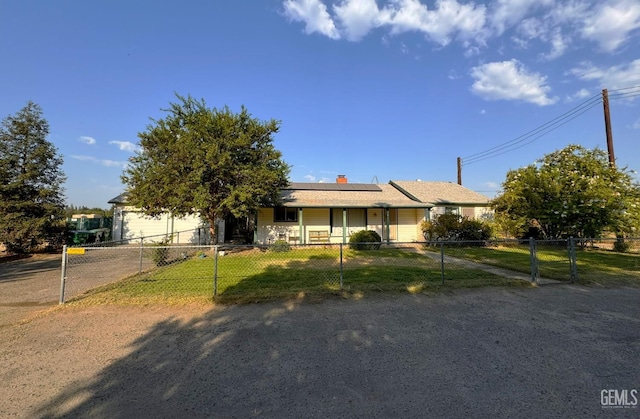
[0,254,62,328]
[1,285,639,418]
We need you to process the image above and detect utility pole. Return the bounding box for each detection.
[457,157,462,185]
[602,89,615,167]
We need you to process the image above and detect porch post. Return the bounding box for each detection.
[385,208,390,244]
[342,208,347,244]
[298,208,304,244]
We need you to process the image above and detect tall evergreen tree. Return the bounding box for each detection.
[122,94,290,243]
[0,102,66,253]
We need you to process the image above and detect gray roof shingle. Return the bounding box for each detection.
[390,181,490,205]
[281,183,428,208]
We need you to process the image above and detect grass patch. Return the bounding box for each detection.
[72,246,531,305]
[441,244,640,285]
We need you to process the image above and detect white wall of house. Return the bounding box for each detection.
[111,205,211,243]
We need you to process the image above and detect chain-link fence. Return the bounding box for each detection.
[59,237,640,303]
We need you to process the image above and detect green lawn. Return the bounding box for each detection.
[443,244,640,284]
[74,247,529,305]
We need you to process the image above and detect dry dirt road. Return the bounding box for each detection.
[1,285,639,418]
[0,254,61,328]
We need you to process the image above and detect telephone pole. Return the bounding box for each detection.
[602,89,615,167]
[457,157,462,185]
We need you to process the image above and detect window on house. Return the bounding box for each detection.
[444,207,459,215]
[274,207,298,222]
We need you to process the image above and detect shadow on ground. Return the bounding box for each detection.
[0,255,61,284]
[29,286,640,418]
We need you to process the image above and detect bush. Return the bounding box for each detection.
[269,240,291,252]
[421,214,492,244]
[349,230,381,250]
[613,238,631,253]
[151,238,171,266]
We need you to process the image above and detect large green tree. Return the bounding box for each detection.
[122,95,290,243]
[491,144,640,239]
[0,102,66,253]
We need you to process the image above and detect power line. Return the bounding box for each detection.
[607,84,640,92]
[463,99,602,166]
[462,93,602,165]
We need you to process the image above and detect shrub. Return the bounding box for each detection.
[613,238,631,253]
[151,237,171,266]
[421,214,492,244]
[349,230,381,250]
[269,240,291,252]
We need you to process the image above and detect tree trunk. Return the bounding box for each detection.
[208,213,218,245]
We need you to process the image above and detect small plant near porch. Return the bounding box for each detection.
[349,230,382,250]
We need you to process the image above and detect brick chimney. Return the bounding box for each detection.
[336,175,348,184]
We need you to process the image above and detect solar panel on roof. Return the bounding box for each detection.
[284,182,381,192]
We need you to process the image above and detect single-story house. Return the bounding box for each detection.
[255,179,431,244]
[107,193,216,244]
[108,177,492,245]
[254,177,492,244]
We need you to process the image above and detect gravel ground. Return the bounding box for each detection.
[1,285,639,418]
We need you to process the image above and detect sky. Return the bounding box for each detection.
[1,0,639,208]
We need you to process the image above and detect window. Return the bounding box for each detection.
[274,207,298,222]
[444,207,459,215]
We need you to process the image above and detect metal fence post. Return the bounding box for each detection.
[529,237,538,284]
[213,245,219,296]
[59,245,68,304]
[440,242,445,285]
[139,237,144,274]
[339,243,343,290]
[569,237,577,283]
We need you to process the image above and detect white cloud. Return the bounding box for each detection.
[490,0,551,36]
[79,136,96,145]
[379,0,487,46]
[70,155,127,168]
[304,174,317,181]
[282,0,640,57]
[283,0,341,39]
[283,0,487,46]
[566,88,592,102]
[333,0,382,41]
[540,28,569,61]
[581,0,640,52]
[109,140,139,152]
[470,59,557,106]
[632,118,640,129]
[569,59,640,90]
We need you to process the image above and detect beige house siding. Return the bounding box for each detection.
[397,209,423,242]
[303,208,330,242]
[256,206,428,244]
[367,208,383,238]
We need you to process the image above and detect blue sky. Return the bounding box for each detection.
[1,0,639,208]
